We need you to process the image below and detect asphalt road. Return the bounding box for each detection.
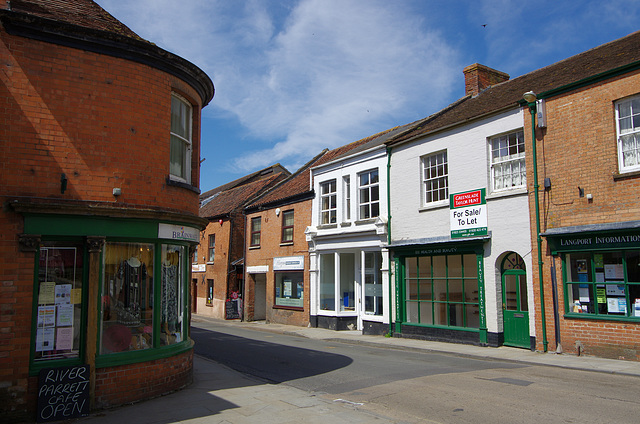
[192,321,640,423]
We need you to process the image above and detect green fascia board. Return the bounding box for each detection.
[24,214,158,239]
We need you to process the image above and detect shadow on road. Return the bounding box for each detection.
[191,326,354,383]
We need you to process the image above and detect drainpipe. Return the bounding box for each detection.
[386,146,393,336]
[524,92,548,353]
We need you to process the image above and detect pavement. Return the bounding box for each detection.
[76,315,640,424]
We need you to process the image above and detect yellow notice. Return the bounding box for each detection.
[71,288,82,304]
[38,282,56,304]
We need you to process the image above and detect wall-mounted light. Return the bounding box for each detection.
[275,208,281,216]
[218,219,223,225]
[113,187,121,196]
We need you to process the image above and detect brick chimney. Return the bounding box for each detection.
[463,63,509,97]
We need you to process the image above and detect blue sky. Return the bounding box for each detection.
[95,0,640,192]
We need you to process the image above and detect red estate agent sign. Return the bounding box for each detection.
[450,188,487,238]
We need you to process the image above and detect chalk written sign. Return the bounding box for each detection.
[37,364,90,422]
[225,299,240,320]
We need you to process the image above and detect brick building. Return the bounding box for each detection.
[521,31,640,359]
[194,165,289,319]
[243,153,328,326]
[0,0,213,420]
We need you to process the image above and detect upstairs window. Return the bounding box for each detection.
[422,151,448,205]
[490,130,526,191]
[616,96,640,173]
[208,235,215,263]
[281,210,294,243]
[170,93,193,183]
[250,217,261,247]
[320,180,337,224]
[358,169,380,219]
[343,176,351,221]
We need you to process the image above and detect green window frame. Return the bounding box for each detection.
[29,240,89,374]
[403,253,481,329]
[564,250,640,319]
[25,214,196,374]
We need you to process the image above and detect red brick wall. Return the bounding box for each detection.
[0,28,204,419]
[94,350,193,408]
[194,218,234,319]
[526,70,640,359]
[245,200,312,327]
[0,32,203,214]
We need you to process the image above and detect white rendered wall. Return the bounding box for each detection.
[389,108,534,336]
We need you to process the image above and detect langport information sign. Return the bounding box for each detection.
[450,188,487,238]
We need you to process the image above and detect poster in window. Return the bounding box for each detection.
[39,282,56,304]
[604,264,624,280]
[36,328,55,352]
[283,280,292,297]
[576,259,587,273]
[37,306,56,327]
[56,327,73,350]
[594,254,604,268]
[56,304,73,327]
[55,284,72,304]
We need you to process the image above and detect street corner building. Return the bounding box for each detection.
[0,0,214,421]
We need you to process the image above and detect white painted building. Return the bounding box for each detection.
[306,128,409,334]
[386,64,535,348]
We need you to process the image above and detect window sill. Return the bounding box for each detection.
[613,169,640,181]
[340,222,352,227]
[273,305,304,311]
[280,241,294,246]
[249,245,261,250]
[317,223,338,229]
[355,218,376,225]
[486,187,527,200]
[206,262,214,265]
[564,312,640,322]
[166,176,200,193]
[418,201,449,213]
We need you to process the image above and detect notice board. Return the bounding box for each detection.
[37,364,90,422]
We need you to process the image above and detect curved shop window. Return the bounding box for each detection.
[100,242,187,354]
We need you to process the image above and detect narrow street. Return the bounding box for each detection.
[192,319,640,424]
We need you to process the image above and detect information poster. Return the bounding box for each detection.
[55,284,72,304]
[56,304,73,327]
[38,282,56,304]
[36,328,55,352]
[56,327,74,350]
[37,306,56,327]
[71,288,82,304]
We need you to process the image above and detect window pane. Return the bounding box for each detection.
[320,254,335,311]
[423,151,448,204]
[101,243,154,353]
[406,301,419,322]
[340,253,355,311]
[161,245,184,345]
[275,272,304,308]
[448,255,462,278]
[170,135,185,178]
[35,245,84,361]
[283,211,294,226]
[419,302,433,325]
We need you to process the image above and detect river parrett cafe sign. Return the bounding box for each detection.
[450,189,488,239]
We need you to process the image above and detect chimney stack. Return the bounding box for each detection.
[463,63,509,97]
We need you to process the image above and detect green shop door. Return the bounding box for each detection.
[501,253,529,348]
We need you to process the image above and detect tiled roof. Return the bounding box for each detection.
[5,0,143,40]
[200,164,290,203]
[390,30,640,145]
[246,125,412,210]
[199,173,288,219]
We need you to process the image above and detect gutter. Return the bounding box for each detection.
[386,146,393,336]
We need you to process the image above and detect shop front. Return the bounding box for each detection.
[544,223,640,358]
[392,240,488,345]
[310,247,389,335]
[19,205,203,410]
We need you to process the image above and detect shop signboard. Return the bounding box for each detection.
[158,224,199,242]
[450,189,487,238]
[37,364,90,422]
[273,256,304,271]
